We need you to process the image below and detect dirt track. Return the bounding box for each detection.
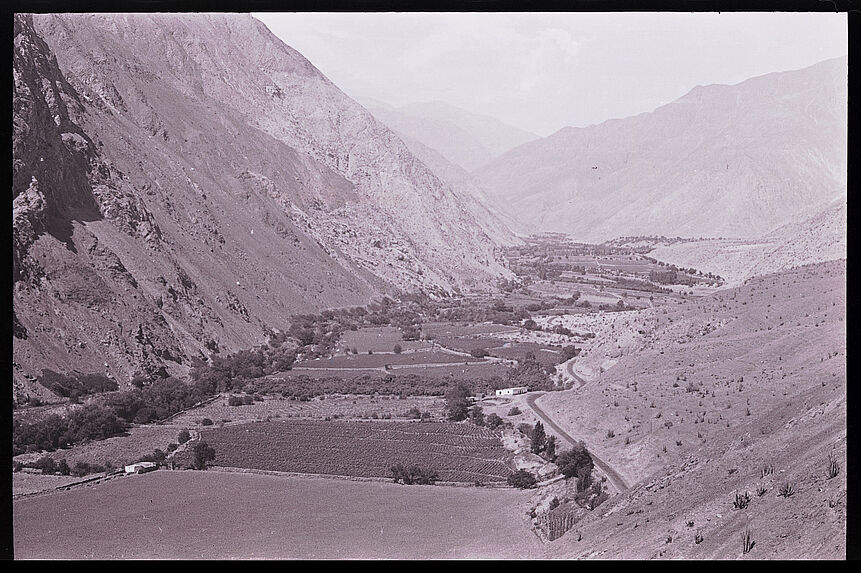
[526,392,629,493]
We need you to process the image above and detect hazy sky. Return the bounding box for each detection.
[254,12,847,137]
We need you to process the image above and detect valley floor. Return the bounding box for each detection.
[12,470,542,559]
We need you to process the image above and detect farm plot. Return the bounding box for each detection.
[338,327,432,354]
[294,350,482,370]
[201,420,514,483]
[167,394,446,425]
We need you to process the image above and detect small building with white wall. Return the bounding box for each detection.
[124,461,157,475]
[496,386,528,397]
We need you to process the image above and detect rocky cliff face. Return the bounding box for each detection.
[13,13,511,402]
[475,57,847,242]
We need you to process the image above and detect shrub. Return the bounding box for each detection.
[507,406,522,416]
[228,395,244,407]
[201,418,214,426]
[469,348,489,358]
[733,491,751,510]
[826,452,840,480]
[177,429,191,444]
[485,413,503,429]
[507,469,537,489]
[778,482,795,498]
[404,406,422,419]
[393,344,403,354]
[741,529,755,554]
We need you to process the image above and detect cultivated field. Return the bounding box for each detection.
[201,419,515,483]
[167,393,446,425]
[12,470,543,559]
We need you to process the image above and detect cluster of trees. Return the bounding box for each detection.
[558,345,580,364]
[13,404,128,455]
[188,345,297,395]
[507,469,537,489]
[556,442,595,491]
[614,276,672,294]
[104,377,207,424]
[506,352,556,391]
[390,463,439,485]
[37,369,118,402]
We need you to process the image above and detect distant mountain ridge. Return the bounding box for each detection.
[475,57,847,243]
[359,98,540,172]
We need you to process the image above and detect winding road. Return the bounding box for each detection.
[526,392,630,493]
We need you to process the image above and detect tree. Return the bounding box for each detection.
[469,348,489,358]
[445,382,471,422]
[485,413,503,429]
[531,421,547,454]
[469,405,485,426]
[192,441,216,470]
[546,435,557,461]
[177,429,191,444]
[393,344,403,354]
[556,442,594,479]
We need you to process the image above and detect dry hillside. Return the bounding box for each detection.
[537,260,845,558]
[476,57,847,242]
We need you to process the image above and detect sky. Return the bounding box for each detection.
[254,12,848,137]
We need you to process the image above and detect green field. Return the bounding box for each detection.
[13,471,542,559]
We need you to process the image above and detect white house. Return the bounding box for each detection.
[496,386,528,397]
[124,461,157,475]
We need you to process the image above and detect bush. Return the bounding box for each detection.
[485,413,503,429]
[33,456,57,475]
[507,469,537,489]
[177,429,191,444]
[393,344,403,354]
[201,418,214,426]
[469,348,489,358]
[228,395,244,406]
[404,406,422,419]
[507,406,522,416]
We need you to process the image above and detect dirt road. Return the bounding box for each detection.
[526,392,630,493]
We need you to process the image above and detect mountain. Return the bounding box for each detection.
[359,98,540,172]
[12,13,511,401]
[475,57,847,242]
[647,198,847,284]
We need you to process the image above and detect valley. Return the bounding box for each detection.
[11,11,846,561]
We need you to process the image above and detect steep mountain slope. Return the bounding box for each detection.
[12,13,510,401]
[360,98,539,172]
[539,261,845,558]
[385,129,522,247]
[476,57,847,242]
